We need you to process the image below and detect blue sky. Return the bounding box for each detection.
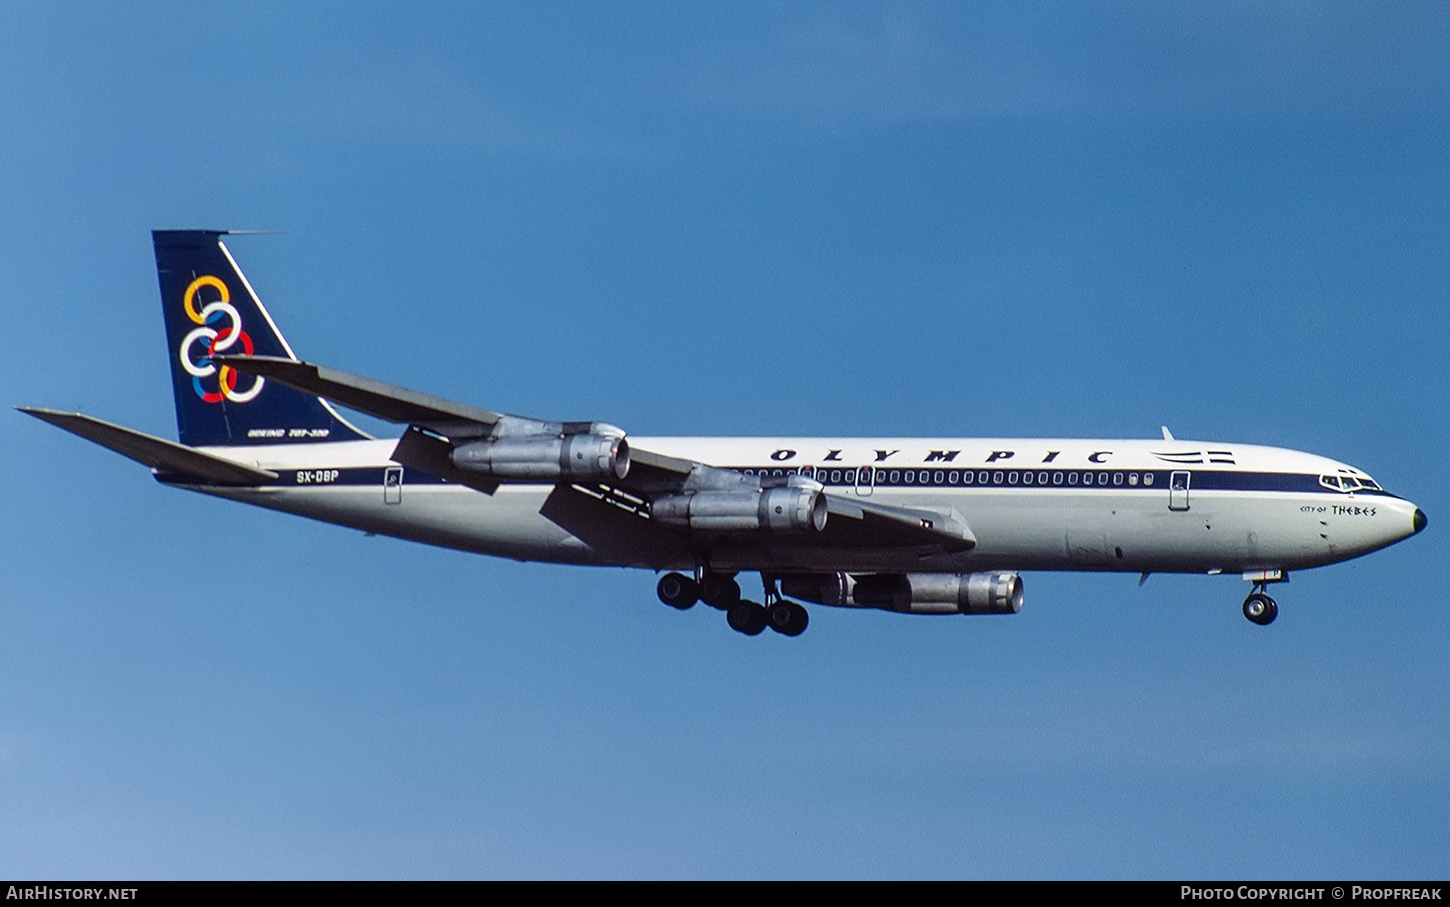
[3,2,1447,879]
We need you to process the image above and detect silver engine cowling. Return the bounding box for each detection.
[780,571,1023,615]
[451,433,630,482]
[651,485,828,533]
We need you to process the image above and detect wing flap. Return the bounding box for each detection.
[606,446,697,493]
[18,407,277,485]
[822,495,977,551]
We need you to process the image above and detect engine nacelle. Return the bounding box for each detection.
[780,571,1023,615]
[450,433,630,482]
[651,485,828,533]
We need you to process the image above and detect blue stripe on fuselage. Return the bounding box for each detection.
[153,464,1400,498]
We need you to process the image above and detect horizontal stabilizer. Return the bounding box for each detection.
[17,407,277,485]
[215,356,502,433]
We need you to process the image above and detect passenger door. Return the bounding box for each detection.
[1169,470,1190,511]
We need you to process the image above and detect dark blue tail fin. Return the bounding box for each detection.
[154,230,369,446]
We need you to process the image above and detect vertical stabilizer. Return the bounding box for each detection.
[153,230,369,446]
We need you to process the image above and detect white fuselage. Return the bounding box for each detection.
[171,436,1423,579]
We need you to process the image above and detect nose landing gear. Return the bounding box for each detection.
[1242,591,1278,625]
[1240,573,1282,625]
[1239,571,1286,626]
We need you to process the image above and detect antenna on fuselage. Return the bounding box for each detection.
[1161,426,1175,441]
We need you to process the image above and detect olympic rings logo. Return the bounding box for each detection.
[178,275,265,404]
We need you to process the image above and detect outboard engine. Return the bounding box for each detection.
[780,571,1023,615]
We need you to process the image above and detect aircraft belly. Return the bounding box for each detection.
[202,484,681,567]
[848,488,1376,575]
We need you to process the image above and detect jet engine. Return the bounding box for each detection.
[651,485,828,533]
[780,571,1023,615]
[450,433,630,482]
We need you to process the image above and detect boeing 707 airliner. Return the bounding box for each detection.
[20,231,1427,637]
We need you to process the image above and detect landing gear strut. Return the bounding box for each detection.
[657,571,810,637]
[754,574,808,637]
[1242,585,1279,626]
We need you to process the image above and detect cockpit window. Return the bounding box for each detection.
[1320,473,1381,493]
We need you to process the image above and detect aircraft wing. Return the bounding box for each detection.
[217,356,974,552]
[217,354,692,495]
[824,496,976,552]
[210,356,505,435]
[17,407,278,485]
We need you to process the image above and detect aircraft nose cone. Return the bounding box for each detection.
[1414,508,1427,534]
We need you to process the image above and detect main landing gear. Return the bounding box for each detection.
[656,571,809,637]
[1242,584,1279,626]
